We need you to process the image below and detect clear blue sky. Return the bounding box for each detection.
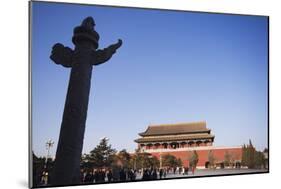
[31,2,268,157]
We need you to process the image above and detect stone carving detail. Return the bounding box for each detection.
[50,16,122,68]
[50,43,74,68]
[94,39,122,65]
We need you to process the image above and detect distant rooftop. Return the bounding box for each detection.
[139,121,210,137]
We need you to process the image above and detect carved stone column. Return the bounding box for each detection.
[50,17,122,186]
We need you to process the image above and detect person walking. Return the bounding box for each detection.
[185,167,189,175]
[84,172,91,183]
[159,169,163,179]
[142,169,149,180]
[192,166,195,175]
[112,166,120,181]
[119,168,126,181]
[152,169,157,180]
[101,169,106,182]
[107,169,113,182]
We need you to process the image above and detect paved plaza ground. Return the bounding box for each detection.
[135,168,268,180]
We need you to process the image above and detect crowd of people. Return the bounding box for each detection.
[81,168,137,183]
[141,166,191,180]
[35,166,194,186]
[80,166,192,184]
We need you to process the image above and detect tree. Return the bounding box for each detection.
[128,154,137,169]
[263,148,269,169]
[177,158,183,167]
[141,153,159,168]
[241,144,247,166]
[254,151,265,169]
[208,150,216,168]
[147,156,160,168]
[134,151,148,169]
[131,150,159,169]
[86,138,117,168]
[162,154,181,168]
[117,149,131,168]
[241,140,266,169]
[248,140,255,169]
[224,150,232,167]
[80,154,93,172]
[188,150,199,168]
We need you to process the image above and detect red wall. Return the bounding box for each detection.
[150,147,242,167]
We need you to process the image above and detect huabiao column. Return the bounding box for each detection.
[50,17,122,186]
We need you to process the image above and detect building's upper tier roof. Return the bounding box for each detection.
[135,134,214,143]
[139,121,210,136]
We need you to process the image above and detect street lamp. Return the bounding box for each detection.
[45,139,54,168]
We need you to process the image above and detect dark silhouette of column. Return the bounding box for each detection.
[49,17,122,186]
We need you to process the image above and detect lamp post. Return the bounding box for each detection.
[42,139,54,185]
[45,139,54,168]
